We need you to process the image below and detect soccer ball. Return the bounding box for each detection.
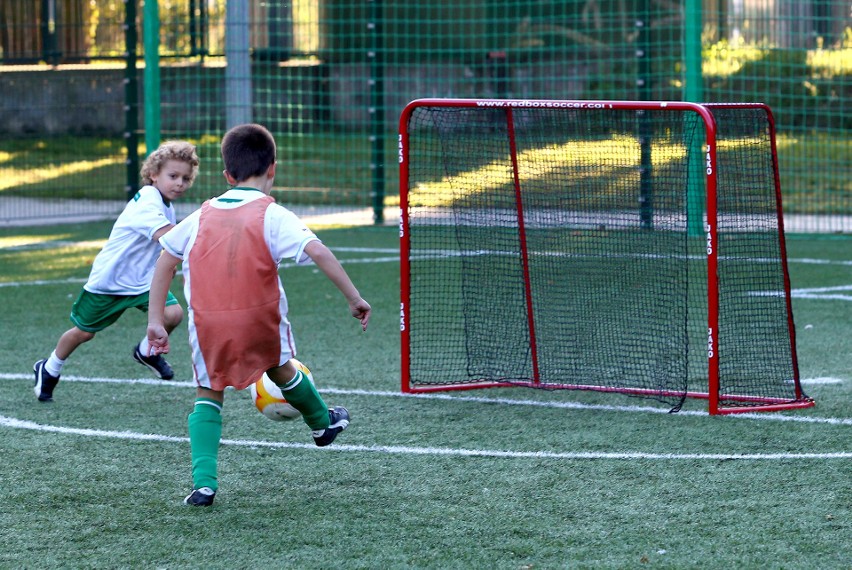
[249,359,314,421]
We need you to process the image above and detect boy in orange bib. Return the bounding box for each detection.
[147,124,371,506]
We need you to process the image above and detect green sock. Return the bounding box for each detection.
[187,398,222,491]
[277,370,330,430]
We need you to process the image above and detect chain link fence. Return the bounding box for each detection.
[1,1,849,232]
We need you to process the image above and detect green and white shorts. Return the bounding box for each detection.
[70,289,179,333]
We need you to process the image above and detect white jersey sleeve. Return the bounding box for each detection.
[159,208,201,260]
[84,185,177,295]
[265,203,320,264]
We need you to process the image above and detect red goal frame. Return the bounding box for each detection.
[399,98,814,415]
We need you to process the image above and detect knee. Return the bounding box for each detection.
[73,328,96,344]
[164,304,184,330]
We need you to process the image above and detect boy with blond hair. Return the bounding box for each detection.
[34,140,200,401]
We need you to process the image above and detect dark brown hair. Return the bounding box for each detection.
[220,123,277,183]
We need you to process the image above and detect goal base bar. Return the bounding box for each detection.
[403,381,815,415]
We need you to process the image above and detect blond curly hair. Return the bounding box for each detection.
[140,140,200,187]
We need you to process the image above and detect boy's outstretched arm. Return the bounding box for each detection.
[304,241,371,331]
[147,250,182,354]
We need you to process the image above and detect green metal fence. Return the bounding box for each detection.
[0,1,849,232]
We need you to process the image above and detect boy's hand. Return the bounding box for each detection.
[350,298,372,331]
[147,324,171,355]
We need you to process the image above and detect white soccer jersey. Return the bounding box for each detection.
[160,188,317,267]
[84,185,176,295]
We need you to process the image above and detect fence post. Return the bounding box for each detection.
[368,0,385,225]
[637,2,653,230]
[40,0,60,64]
[124,0,139,200]
[225,1,252,127]
[144,0,161,155]
[684,0,704,237]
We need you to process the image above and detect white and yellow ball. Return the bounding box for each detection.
[249,359,314,421]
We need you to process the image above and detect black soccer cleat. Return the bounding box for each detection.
[312,406,350,447]
[183,487,216,506]
[133,344,174,380]
[33,359,60,402]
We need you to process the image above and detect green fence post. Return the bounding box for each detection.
[124,0,139,200]
[143,0,161,156]
[684,0,704,237]
[368,0,385,225]
[638,1,653,230]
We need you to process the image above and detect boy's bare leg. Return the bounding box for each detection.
[55,327,96,360]
[134,304,182,379]
[33,326,95,401]
[163,304,183,333]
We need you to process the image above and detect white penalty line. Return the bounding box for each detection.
[0,415,848,461]
[1,373,850,427]
[0,257,397,288]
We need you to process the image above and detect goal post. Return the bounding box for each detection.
[399,98,814,415]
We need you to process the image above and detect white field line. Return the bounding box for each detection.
[800,377,844,385]
[0,375,849,458]
[0,241,399,253]
[0,239,106,252]
[0,276,87,288]
[2,247,852,294]
[3,236,850,268]
[0,259,396,288]
[0,413,848,460]
[0,373,849,427]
